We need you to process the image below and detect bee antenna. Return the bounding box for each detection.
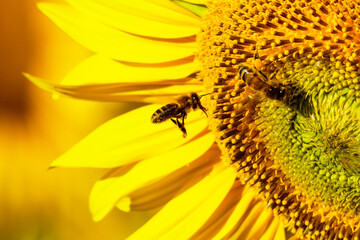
[199,93,211,99]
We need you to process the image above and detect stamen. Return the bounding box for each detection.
[198,0,360,238]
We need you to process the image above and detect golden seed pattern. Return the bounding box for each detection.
[198,0,360,239]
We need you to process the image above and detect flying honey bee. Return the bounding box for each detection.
[151,93,208,138]
[238,65,286,100]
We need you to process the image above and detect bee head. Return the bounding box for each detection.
[191,92,208,116]
[191,92,200,110]
[276,88,286,100]
[266,86,286,100]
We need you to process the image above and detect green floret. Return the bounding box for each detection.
[256,59,360,217]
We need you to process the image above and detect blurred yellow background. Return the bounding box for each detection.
[0,1,149,239]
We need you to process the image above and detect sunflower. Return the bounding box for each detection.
[26,0,360,239]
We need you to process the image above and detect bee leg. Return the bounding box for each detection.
[178,118,187,138]
[171,118,187,138]
[179,114,187,137]
[170,118,177,126]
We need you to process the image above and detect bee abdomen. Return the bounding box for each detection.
[151,103,179,123]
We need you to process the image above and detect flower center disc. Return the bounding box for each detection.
[197,0,360,238]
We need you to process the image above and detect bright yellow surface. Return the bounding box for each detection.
[61,54,200,85]
[51,104,209,168]
[0,1,150,239]
[38,3,197,63]
[13,0,288,239]
[127,165,236,240]
[66,0,201,38]
[89,129,214,221]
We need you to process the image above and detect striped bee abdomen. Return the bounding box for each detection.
[151,103,180,123]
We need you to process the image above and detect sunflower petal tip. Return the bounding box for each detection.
[90,199,109,222]
[22,72,37,84]
[23,73,42,87]
[23,73,52,91]
[92,213,104,223]
[50,154,76,168]
[116,197,132,212]
[90,201,116,222]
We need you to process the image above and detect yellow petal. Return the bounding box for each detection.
[144,0,202,20]
[105,84,205,103]
[228,203,265,239]
[243,206,275,240]
[173,0,207,18]
[90,132,215,221]
[190,182,245,239]
[49,104,210,168]
[116,197,131,212]
[25,73,204,103]
[99,0,200,24]
[62,54,200,85]
[127,165,236,240]
[38,3,196,63]
[125,145,221,211]
[288,236,300,240]
[273,221,286,240]
[259,217,280,240]
[66,0,200,38]
[211,187,258,240]
[179,0,206,4]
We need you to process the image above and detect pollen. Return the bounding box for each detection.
[197,0,360,239]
